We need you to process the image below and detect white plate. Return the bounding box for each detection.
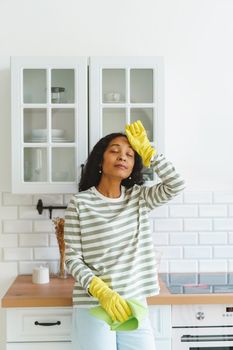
[26,138,73,143]
[104,100,121,103]
[52,138,67,140]
[26,139,47,142]
[52,139,73,142]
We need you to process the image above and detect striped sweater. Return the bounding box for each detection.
[64,154,185,307]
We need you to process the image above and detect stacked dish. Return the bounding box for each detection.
[28,129,72,142]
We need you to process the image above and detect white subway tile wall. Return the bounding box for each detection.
[230,206,233,216]
[0,190,233,277]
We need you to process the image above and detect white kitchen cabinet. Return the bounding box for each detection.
[149,305,172,350]
[6,307,72,350]
[89,56,164,184]
[11,56,88,194]
[11,56,164,193]
[7,343,71,350]
[5,305,170,350]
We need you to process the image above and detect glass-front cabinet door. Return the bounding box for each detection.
[11,57,87,193]
[89,57,164,183]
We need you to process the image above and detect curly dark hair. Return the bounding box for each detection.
[79,133,144,192]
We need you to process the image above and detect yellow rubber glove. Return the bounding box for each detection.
[125,120,156,167]
[89,276,132,322]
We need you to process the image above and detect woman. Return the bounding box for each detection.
[64,120,185,350]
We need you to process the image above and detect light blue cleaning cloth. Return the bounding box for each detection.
[89,299,148,331]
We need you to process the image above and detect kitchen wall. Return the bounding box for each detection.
[1,191,233,274]
[1,0,233,348]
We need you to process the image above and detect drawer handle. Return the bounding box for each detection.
[34,321,61,326]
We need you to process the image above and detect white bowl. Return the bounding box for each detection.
[52,129,64,137]
[31,129,47,138]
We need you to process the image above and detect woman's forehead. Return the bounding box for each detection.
[108,136,132,148]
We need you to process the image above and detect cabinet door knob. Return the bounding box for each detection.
[195,312,205,320]
[34,321,61,326]
[81,163,84,177]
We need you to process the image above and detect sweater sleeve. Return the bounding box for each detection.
[64,196,95,292]
[140,154,185,210]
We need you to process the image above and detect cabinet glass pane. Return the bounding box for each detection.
[23,69,47,103]
[130,69,153,103]
[102,69,125,103]
[23,108,47,142]
[102,108,126,136]
[52,109,75,142]
[51,69,75,103]
[130,108,153,141]
[52,148,75,181]
[24,148,47,182]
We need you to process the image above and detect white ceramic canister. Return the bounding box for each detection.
[32,266,50,284]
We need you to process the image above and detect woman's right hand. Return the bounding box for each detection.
[125,120,156,167]
[89,276,132,322]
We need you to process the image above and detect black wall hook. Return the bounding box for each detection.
[36,199,67,219]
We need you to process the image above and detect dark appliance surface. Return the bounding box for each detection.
[160,272,233,294]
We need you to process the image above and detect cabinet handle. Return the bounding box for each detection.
[34,321,61,326]
[81,163,84,177]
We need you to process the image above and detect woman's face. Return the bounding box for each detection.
[101,136,135,181]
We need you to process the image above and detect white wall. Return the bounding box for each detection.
[0,0,233,192]
[1,0,233,349]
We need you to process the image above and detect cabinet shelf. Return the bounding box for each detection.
[22,104,76,108]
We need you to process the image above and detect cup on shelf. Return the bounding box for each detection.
[51,87,65,103]
[105,92,121,102]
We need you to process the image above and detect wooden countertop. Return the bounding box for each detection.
[2,274,233,308]
[1,275,74,308]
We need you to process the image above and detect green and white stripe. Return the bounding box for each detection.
[64,154,185,307]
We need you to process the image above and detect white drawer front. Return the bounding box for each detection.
[149,305,172,338]
[7,342,71,350]
[6,308,72,342]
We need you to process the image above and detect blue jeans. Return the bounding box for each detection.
[72,306,156,350]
